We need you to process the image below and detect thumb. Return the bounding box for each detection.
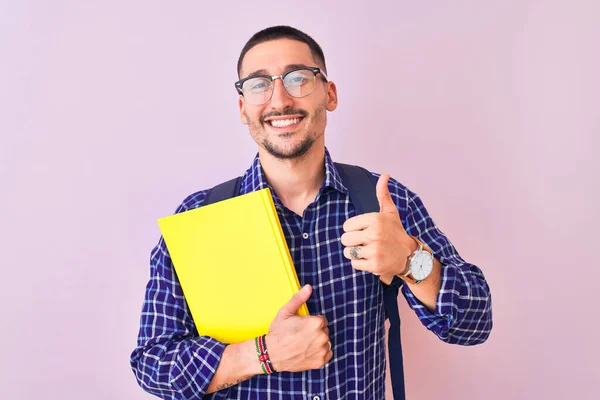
[277,284,312,319]
[376,173,398,214]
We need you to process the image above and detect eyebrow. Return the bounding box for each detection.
[245,64,311,79]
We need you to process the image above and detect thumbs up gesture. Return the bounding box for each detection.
[341,173,416,283]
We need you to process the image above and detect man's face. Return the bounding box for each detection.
[238,39,337,160]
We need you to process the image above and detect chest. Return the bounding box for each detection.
[275,192,382,317]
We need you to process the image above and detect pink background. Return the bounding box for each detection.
[1,1,598,399]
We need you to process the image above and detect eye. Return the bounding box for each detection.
[285,72,311,86]
[252,81,268,89]
[289,76,307,84]
[245,78,271,92]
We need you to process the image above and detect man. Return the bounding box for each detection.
[130,26,492,399]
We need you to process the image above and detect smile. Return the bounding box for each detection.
[270,118,301,128]
[264,114,305,129]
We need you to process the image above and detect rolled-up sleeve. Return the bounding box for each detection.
[389,179,493,345]
[130,197,232,399]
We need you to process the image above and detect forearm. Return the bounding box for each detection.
[206,339,262,394]
[380,185,492,344]
[380,239,442,312]
[131,335,227,399]
[404,257,442,312]
[402,261,492,345]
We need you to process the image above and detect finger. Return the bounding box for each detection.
[277,284,311,319]
[340,231,368,247]
[376,173,398,215]
[326,349,333,363]
[319,315,329,328]
[342,213,376,232]
[343,244,374,261]
[343,245,362,260]
[350,259,372,272]
[319,334,330,349]
[309,315,328,330]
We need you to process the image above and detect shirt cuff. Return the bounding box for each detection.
[169,336,230,398]
[401,263,463,342]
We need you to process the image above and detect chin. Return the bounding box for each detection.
[263,137,315,160]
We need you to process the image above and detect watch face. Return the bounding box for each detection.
[411,251,434,281]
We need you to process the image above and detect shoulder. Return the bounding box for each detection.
[174,189,210,214]
[360,167,418,206]
[171,173,245,214]
[151,188,210,265]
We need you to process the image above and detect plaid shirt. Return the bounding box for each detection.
[130,149,492,399]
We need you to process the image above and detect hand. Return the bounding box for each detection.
[341,173,416,282]
[266,285,332,372]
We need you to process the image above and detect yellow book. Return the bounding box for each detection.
[157,188,309,344]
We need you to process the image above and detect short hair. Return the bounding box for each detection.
[237,25,327,78]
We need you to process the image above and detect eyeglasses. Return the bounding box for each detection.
[235,66,328,106]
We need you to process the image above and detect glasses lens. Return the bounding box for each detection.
[242,77,273,105]
[283,70,315,98]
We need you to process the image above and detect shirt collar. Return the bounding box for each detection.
[323,148,348,195]
[240,147,348,202]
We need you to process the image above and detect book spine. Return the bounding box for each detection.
[261,189,309,317]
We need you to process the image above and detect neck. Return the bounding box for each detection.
[258,142,326,214]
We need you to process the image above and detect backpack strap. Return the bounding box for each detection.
[334,162,406,400]
[204,176,242,205]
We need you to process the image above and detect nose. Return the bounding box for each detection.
[268,77,294,110]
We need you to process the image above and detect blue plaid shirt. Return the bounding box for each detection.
[131,149,492,399]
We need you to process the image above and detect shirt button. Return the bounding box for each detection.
[312,396,320,400]
[302,232,309,239]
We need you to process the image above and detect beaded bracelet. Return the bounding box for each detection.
[255,334,276,375]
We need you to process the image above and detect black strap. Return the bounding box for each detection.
[204,165,406,400]
[334,163,406,400]
[204,177,242,204]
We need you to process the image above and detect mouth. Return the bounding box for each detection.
[263,115,305,131]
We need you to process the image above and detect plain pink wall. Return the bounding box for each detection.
[1,1,598,399]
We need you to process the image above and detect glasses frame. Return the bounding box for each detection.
[234,66,329,105]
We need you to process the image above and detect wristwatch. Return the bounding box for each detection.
[397,236,434,285]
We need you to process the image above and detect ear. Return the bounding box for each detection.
[325,81,338,112]
[238,96,248,125]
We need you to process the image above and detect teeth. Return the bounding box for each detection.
[270,118,300,128]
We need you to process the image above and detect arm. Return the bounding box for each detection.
[397,186,493,345]
[210,285,333,393]
[205,340,261,394]
[130,236,239,399]
[341,173,492,345]
[130,191,265,398]
[130,238,332,399]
